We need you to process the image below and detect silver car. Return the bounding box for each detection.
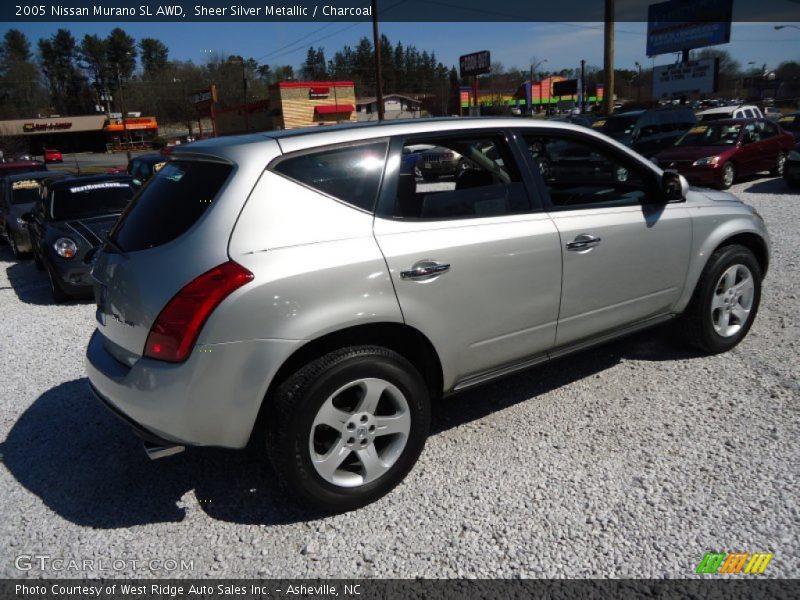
[86,118,769,512]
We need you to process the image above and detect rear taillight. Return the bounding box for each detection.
[144,261,253,363]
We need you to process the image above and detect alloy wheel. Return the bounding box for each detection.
[722,163,735,188]
[308,377,411,488]
[711,264,755,338]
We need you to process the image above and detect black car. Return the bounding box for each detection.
[127,152,168,186]
[0,171,66,258]
[592,106,697,158]
[24,174,136,301]
[778,112,800,143]
[784,141,800,188]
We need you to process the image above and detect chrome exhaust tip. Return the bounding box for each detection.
[143,441,185,460]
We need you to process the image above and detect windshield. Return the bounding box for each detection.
[10,179,42,205]
[675,123,742,147]
[52,181,134,220]
[601,115,639,135]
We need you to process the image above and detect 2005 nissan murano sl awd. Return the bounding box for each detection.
[86,118,769,512]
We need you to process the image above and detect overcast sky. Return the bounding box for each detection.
[4,21,798,75]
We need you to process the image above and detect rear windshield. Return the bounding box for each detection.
[110,160,231,252]
[52,181,134,220]
[10,179,42,204]
[601,115,638,135]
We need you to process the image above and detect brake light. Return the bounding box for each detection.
[144,261,253,362]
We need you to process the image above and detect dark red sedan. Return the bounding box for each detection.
[654,118,794,189]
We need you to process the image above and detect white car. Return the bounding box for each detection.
[698,105,764,122]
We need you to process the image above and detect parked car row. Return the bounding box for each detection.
[0,167,137,302]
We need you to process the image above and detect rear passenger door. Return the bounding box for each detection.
[520,129,692,347]
[373,130,563,388]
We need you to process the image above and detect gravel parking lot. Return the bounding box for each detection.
[0,177,797,579]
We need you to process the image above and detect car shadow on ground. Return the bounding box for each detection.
[2,246,93,306]
[742,177,796,195]
[0,330,701,528]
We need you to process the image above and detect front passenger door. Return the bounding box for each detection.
[374,131,562,388]
[522,131,692,347]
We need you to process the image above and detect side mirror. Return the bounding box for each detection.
[661,169,688,201]
[20,212,34,223]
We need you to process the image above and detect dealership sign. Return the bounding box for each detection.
[652,58,718,98]
[646,0,732,56]
[309,87,330,98]
[22,121,72,132]
[459,50,491,78]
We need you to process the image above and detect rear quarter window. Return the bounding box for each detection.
[272,141,388,212]
[110,160,232,252]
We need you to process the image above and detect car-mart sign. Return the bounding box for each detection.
[22,121,72,132]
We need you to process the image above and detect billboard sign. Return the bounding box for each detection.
[646,0,732,56]
[652,58,718,98]
[552,79,578,96]
[459,50,491,78]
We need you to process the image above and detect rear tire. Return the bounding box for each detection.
[717,162,735,190]
[677,244,761,354]
[266,345,430,513]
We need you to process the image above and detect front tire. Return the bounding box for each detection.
[678,244,762,354]
[718,161,736,190]
[266,346,430,513]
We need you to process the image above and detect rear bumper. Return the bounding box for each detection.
[85,329,302,448]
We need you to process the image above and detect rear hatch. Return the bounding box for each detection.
[90,156,244,366]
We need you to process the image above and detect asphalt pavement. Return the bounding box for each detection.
[0,177,797,579]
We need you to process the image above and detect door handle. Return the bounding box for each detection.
[566,234,602,251]
[400,261,450,280]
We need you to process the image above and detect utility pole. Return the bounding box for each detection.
[241,60,249,132]
[603,0,615,115]
[115,64,132,162]
[371,0,385,121]
[635,61,642,102]
[580,59,586,113]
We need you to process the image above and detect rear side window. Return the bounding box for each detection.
[110,160,231,252]
[273,141,388,212]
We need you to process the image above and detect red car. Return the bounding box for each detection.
[654,118,794,189]
[43,148,63,163]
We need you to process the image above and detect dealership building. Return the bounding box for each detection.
[215,81,357,135]
[0,115,159,154]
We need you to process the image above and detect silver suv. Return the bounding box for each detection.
[86,118,769,512]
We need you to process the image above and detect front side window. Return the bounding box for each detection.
[10,179,43,205]
[759,121,777,139]
[274,141,388,212]
[524,133,652,208]
[381,133,528,219]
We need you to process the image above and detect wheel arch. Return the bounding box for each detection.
[250,322,444,443]
[675,225,769,314]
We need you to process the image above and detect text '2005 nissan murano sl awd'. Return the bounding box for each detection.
[86,118,769,512]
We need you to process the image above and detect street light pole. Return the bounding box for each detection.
[529,58,547,116]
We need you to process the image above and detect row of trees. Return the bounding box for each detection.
[1,27,797,126]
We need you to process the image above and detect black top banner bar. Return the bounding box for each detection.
[3,0,800,22]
